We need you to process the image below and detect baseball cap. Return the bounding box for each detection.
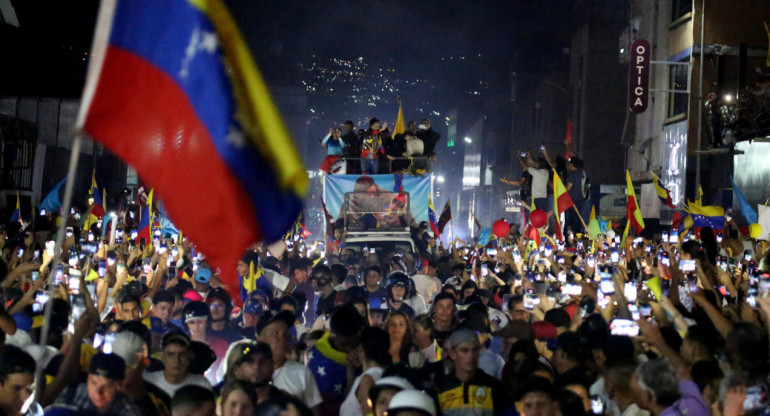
[89,352,126,380]
[547,331,585,357]
[448,328,480,349]
[532,321,558,340]
[243,298,267,316]
[195,267,212,284]
[161,330,191,349]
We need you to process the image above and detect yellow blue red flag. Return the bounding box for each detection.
[77,0,307,299]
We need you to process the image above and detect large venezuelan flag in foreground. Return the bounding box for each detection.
[77,0,307,298]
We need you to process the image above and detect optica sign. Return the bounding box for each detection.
[628,38,650,113]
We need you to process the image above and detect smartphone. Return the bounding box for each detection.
[98,260,107,278]
[158,240,167,255]
[103,333,116,354]
[481,264,489,277]
[68,276,81,294]
[639,303,653,318]
[116,259,125,275]
[87,231,94,242]
[716,232,723,243]
[591,395,604,415]
[610,250,619,264]
[599,266,614,294]
[142,258,152,274]
[587,255,595,268]
[679,259,696,272]
[745,250,753,261]
[628,304,640,321]
[523,293,540,310]
[520,151,527,157]
[661,252,671,267]
[726,208,733,223]
[487,248,497,256]
[661,231,669,243]
[140,238,146,251]
[30,270,39,282]
[624,281,637,302]
[743,385,769,411]
[68,253,79,267]
[556,256,565,265]
[544,244,553,257]
[53,265,64,286]
[669,230,679,244]
[563,283,582,296]
[131,230,138,239]
[610,319,640,337]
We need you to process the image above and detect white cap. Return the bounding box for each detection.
[387,389,436,416]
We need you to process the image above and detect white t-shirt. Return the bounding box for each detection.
[411,274,442,305]
[404,295,428,316]
[272,360,323,407]
[143,371,212,397]
[340,366,384,416]
[529,168,549,199]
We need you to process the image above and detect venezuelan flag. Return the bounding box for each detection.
[650,172,675,209]
[686,203,725,230]
[428,196,440,238]
[78,0,306,299]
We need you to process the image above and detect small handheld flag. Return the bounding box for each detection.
[650,172,675,209]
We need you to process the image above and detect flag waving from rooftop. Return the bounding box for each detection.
[77,0,307,300]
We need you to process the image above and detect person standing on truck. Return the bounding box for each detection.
[360,118,390,174]
[341,120,361,174]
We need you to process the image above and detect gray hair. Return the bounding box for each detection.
[635,358,681,407]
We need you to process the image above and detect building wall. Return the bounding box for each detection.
[569,0,629,186]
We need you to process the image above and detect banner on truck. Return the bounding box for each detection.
[324,174,431,225]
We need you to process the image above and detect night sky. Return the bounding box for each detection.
[1,0,574,101]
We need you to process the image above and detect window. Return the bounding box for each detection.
[668,61,688,117]
[671,0,692,21]
[0,115,37,190]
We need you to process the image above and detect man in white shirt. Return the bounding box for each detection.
[411,258,442,306]
[257,310,323,410]
[143,331,211,397]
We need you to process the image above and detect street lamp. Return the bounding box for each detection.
[464,137,472,144]
[437,175,445,183]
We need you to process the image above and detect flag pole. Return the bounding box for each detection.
[572,204,589,231]
[36,131,85,400]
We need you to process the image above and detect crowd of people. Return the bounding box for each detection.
[2,180,770,416]
[500,138,589,235]
[319,117,441,175]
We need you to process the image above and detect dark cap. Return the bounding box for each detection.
[255,310,295,336]
[460,303,490,333]
[547,331,586,359]
[419,221,429,229]
[89,352,126,380]
[243,298,267,316]
[161,330,191,349]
